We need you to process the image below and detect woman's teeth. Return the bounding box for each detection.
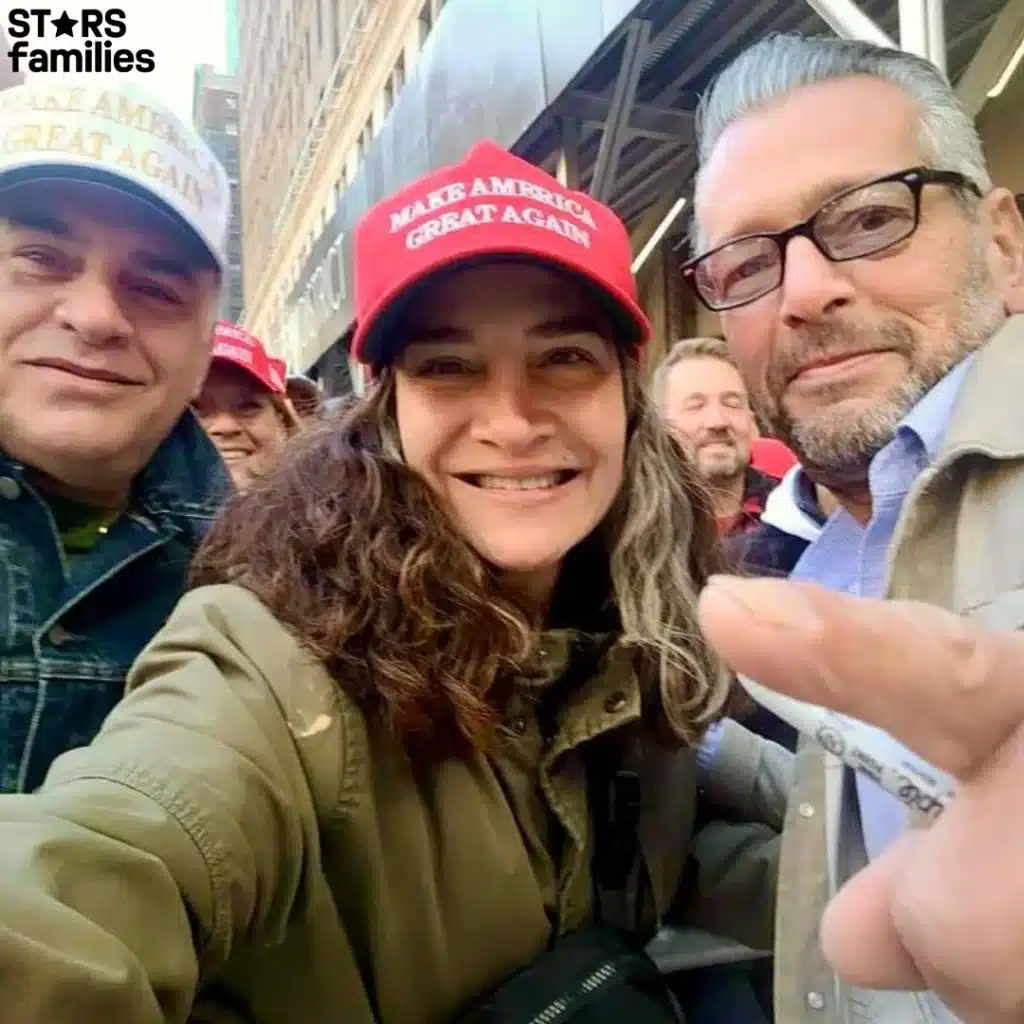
[475,473,564,491]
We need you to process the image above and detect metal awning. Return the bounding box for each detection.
[516,0,1015,251]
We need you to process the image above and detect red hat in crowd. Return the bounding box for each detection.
[350,139,652,367]
[210,321,287,395]
[750,437,799,479]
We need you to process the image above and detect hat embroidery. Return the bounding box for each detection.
[0,86,225,216]
[389,175,599,252]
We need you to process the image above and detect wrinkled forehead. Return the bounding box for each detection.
[0,178,218,277]
[695,76,924,248]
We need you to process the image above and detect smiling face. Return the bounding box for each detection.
[393,262,628,604]
[193,363,291,491]
[695,75,1018,482]
[661,355,758,485]
[0,178,221,503]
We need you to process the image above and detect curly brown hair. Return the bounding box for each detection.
[191,360,728,762]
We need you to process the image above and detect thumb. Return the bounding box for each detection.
[820,831,927,989]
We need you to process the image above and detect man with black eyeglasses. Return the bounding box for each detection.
[685,33,1024,1024]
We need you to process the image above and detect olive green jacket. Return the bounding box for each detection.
[0,584,786,1023]
[774,314,1024,1024]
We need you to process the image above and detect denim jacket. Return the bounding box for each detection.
[0,411,228,793]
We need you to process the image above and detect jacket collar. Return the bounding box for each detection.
[0,408,228,522]
[135,408,231,521]
[520,628,617,689]
[941,314,1024,461]
[760,465,825,543]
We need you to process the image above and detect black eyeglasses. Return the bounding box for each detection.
[681,167,982,312]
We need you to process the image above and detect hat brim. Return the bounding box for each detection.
[208,355,282,396]
[0,163,222,272]
[353,243,652,369]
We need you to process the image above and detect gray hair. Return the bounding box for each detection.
[691,33,992,250]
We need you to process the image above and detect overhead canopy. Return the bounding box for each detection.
[515,0,1013,248]
[277,0,1018,382]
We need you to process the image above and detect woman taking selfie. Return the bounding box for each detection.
[193,322,301,491]
[0,142,784,1023]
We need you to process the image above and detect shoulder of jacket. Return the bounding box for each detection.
[173,584,370,821]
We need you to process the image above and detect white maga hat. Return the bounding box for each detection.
[0,79,230,269]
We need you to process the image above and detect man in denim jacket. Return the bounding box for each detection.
[0,80,231,791]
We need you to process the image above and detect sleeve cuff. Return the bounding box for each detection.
[700,718,761,817]
[695,720,726,776]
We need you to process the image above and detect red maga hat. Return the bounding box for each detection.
[350,140,652,367]
[210,322,287,395]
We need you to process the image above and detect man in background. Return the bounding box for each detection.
[653,336,785,535]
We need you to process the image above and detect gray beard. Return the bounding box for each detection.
[752,247,1006,485]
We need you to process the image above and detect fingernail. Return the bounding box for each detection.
[705,575,823,632]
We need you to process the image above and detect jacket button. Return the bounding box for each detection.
[604,692,627,713]
[48,625,72,646]
[807,992,825,1011]
[0,477,20,500]
[508,715,527,735]
[798,802,815,818]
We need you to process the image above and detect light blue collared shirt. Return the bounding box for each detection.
[790,353,976,858]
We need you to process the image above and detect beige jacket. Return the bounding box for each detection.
[775,314,1024,1024]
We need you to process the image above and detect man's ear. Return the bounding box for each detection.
[190,353,213,402]
[981,187,1024,314]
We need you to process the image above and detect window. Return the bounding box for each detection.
[225,121,238,135]
[305,29,311,79]
[315,0,323,49]
[393,53,406,92]
[418,1,432,44]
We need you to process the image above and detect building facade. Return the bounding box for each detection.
[226,0,241,75]
[193,64,244,322]
[237,0,1022,395]
[237,0,450,385]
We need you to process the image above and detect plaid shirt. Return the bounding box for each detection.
[717,467,780,537]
